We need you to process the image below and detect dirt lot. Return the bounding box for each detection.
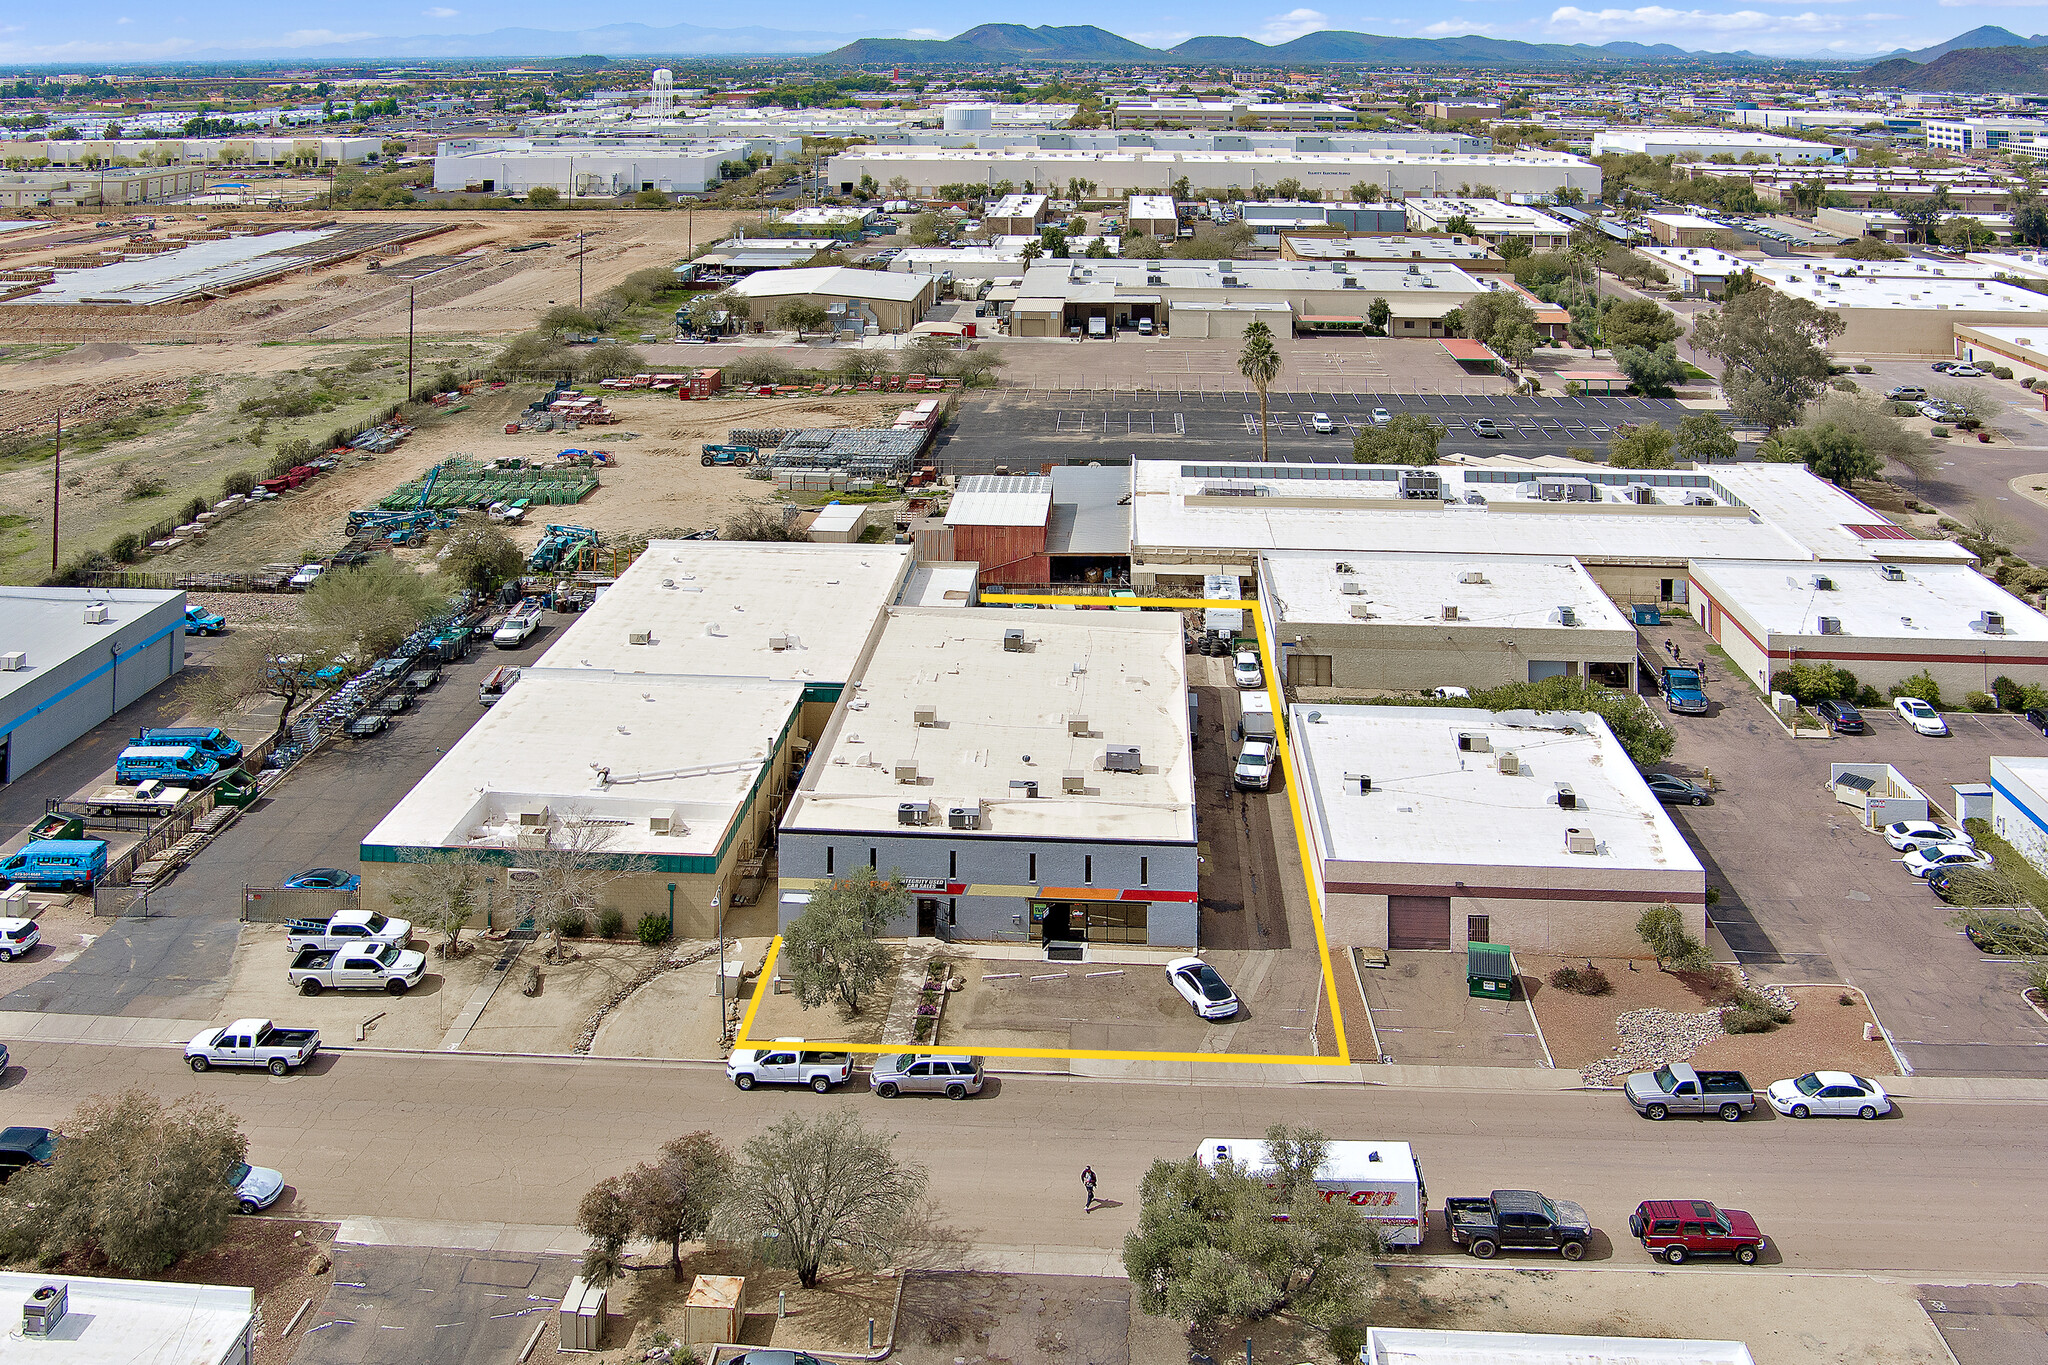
[459,937,757,1058]
[1522,956,1895,1080]
[584,1246,897,1362]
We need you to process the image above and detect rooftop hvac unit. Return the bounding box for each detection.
[1626,483,1656,505]
[914,705,939,727]
[1003,628,1026,652]
[1684,492,1716,506]
[898,801,931,825]
[1339,579,1365,594]
[1812,575,1835,591]
[947,806,981,830]
[1441,605,1460,621]
[1559,605,1578,627]
[1497,750,1520,775]
[1982,611,2007,634]
[1817,616,1843,635]
[81,602,110,624]
[1556,783,1577,811]
[0,652,23,671]
[1344,772,1372,793]
[1398,469,1442,500]
[1221,274,1240,286]
[1565,828,1598,855]
[1105,744,1143,773]
[1335,561,1356,573]
[769,634,789,650]
[1880,564,1906,581]
[1350,603,1377,619]
[518,806,551,827]
[1068,715,1090,736]
[1063,770,1086,794]
[629,630,653,645]
[516,829,548,849]
[1458,571,1488,585]
[1458,732,1492,753]
[895,760,920,783]
[1010,779,1040,798]
[648,809,678,835]
[1342,277,1360,288]
[21,1283,66,1338]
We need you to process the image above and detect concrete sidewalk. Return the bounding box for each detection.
[0,1013,208,1046]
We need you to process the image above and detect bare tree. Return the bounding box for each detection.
[710,1111,928,1289]
[722,504,809,542]
[1932,383,2005,426]
[622,1133,734,1279]
[387,851,489,959]
[509,816,642,958]
[576,1176,634,1286]
[1956,499,2028,550]
[181,628,350,742]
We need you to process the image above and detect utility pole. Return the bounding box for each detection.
[407,285,416,403]
[49,414,60,574]
[577,230,585,309]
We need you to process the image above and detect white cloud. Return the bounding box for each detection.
[901,28,947,38]
[1257,8,1331,42]
[422,6,458,15]
[1418,19,1523,33]
[1128,29,1198,46]
[1546,6,1846,35]
[115,15,132,22]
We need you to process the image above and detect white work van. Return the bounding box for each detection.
[1196,1138,1427,1247]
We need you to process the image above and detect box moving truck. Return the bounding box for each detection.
[1196,1138,1427,1246]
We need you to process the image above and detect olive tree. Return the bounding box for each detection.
[710,1111,928,1288]
[181,627,351,742]
[781,874,905,1014]
[302,557,446,659]
[577,1132,736,1283]
[1690,289,1844,433]
[0,1089,245,1273]
[1636,903,1711,971]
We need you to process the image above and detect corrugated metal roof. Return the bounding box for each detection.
[945,475,1052,528]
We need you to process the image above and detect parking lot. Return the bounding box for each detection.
[0,616,563,1021]
[295,1244,576,1365]
[1645,617,2048,1077]
[944,389,1692,472]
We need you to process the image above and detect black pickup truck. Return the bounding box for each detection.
[1444,1189,1593,1260]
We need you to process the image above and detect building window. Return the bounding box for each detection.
[949,850,957,879]
[825,847,833,875]
[1084,855,1093,885]
[947,899,957,927]
[1140,857,1149,887]
[869,848,877,869]
[1029,853,1037,881]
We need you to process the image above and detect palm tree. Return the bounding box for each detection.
[1238,320,1282,462]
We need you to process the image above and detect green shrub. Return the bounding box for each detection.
[221,470,257,497]
[1547,964,1614,996]
[1729,986,1792,1024]
[181,496,208,524]
[1853,363,1873,374]
[1829,377,1858,392]
[1995,675,2030,711]
[1888,670,1944,708]
[1566,447,1598,462]
[597,908,624,939]
[2023,377,2039,391]
[558,912,587,939]
[1720,1007,1779,1034]
[1993,366,2014,380]
[123,476,165,500]
[1855,685,1883,708]
[108,533,141,563]
[637,912,672,946]
[1966,690,1998,712]
[1932,426,1951,438]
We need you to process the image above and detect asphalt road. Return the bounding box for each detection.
[0,621,563,1019]
[944,390,1695,473]
[4,1043,2042,1280]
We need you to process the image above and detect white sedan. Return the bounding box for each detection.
[1371,407,1392,425]
[1893,697,1948,736]
[1882,820,1970,852]
[1901,842,1994,878]
[1947,365,1985,378]
[1765,1071,1892,1120]
[1233,650,1263,689]
[1167,957,1240,1020]
[1310,412,1334,433]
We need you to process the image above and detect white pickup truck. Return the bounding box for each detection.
[186,1018,320,1075]
[726,1043,855,1092]
[285,909,412,953]
[287,942,427,995]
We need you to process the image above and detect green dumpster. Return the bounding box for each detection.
[212,769,261,809]
[1467,942,1513,1001]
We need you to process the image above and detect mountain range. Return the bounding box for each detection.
[1864,44,2048,92]
[821,24,1762,67]
[1901,25,2048,62]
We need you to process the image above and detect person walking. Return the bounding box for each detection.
[1081,1166,1098,1211]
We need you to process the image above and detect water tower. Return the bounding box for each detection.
[650,69,675,120]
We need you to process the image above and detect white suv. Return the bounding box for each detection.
[0,918,40,961]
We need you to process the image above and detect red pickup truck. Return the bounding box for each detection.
[1629,1199,1766,1264]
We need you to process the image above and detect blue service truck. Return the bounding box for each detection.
[1662,666,1708,715]
[0,839,109,893]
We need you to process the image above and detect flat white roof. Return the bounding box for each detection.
[1127,194,1177,217]
[1646,212,1724,229]
[1404,198,1572,233]
[1639,245,1745,276]
[1701,465,1978,564]
[0,587,185,713]
[946,475,1052,528]
[364,669,801,857]
[898,562,980,607]
[726,265,932,302]
[784,608,1194,842]
[1690,559,2047,641]
[1293,705,1704,875]
[1966,250,2048,282]
[1365,1328,1754,1365]
[536,541,909,683]
[1762,269,2038,312]
[0,1271,253,1365]
[1262,550,1632,631]
[809,503,864,533]
[987,193,1047,217]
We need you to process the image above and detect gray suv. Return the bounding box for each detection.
[870,1054,985,1100]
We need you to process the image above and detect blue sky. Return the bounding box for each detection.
[0,3,2024,63]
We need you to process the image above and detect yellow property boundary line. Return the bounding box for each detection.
[733,594,1352,1067]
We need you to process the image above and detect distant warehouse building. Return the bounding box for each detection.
[778,608,1198,948]
[725,265,938,334]
[1257,550,1638,693]
[360,543,912,931]
[1687,558,2048,699]
[1291,704,1706,956]
[0,587,186,787]
[1591,128,1842,163]
[1402,198,1573,250]
[432,135,801,197]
